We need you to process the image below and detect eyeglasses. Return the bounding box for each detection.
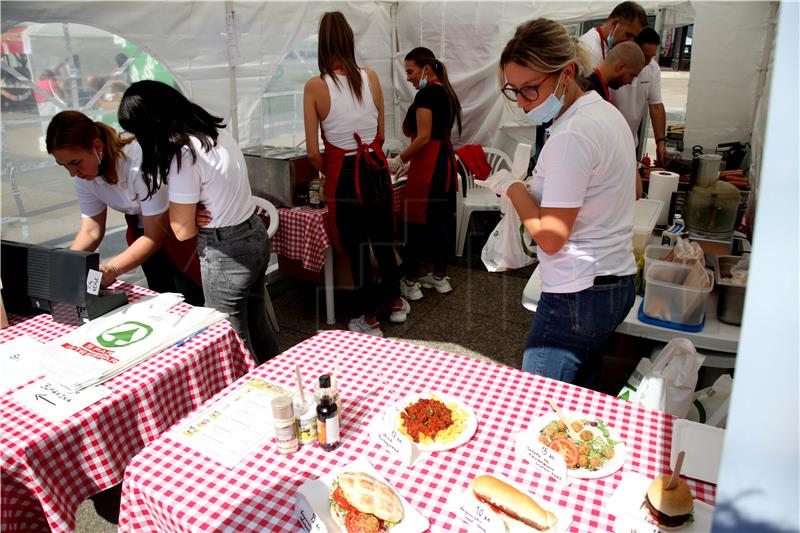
[501,74,552,102]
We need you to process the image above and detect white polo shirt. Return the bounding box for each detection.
[167,129,255,228]
[611,60,663,146]
[529,91,637,293]
[75,141,168,227]
[578,27,605,68]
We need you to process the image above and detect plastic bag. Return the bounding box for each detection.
[673,238,706,267]
[687,374,733,427]
[481,193,537,272]
[725,256,749,284]
[622,338,705,417]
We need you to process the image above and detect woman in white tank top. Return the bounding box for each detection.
[303,11,406,337]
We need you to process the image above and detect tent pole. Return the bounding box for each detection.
[225,1,239,142]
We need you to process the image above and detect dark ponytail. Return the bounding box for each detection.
[405,47,463,135]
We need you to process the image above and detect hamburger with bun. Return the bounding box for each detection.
[471,475,558,531]
[644,475,694,529]
[330,472,404,532]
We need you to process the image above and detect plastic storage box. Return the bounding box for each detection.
[643,262,714,327]
[633,199,664,257]
[643,244,673,278]
[714,255,747,325]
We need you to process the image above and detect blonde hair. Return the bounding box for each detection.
[499,18,593,88]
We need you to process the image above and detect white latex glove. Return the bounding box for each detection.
[387,155,404,175]
[475,169,521,196]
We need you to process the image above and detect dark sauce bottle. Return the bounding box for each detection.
[316,374,340,451]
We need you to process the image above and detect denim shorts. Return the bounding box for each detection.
[521,275,636,388]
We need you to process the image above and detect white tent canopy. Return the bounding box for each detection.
[4,0,769,157]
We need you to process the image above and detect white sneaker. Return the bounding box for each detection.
[347,316,383,337]
[419,273,453,293]
[389,298,411,323]
[399,279,423,301]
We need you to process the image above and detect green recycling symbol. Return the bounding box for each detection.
[96,321,153,348]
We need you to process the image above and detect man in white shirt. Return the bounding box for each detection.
[612,27,667,164]
[579,1,649,68]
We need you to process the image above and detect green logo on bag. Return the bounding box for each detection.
[519,224,537,258]
[96,321,153,348]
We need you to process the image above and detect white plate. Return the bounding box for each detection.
[295,457,429,532]
[607,472,714,533]
[384,392,478,452]
[525,412,627,479]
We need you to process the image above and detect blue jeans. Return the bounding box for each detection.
[198,213,278,365]
[522,275,635,388]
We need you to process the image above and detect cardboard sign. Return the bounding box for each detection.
[614,514,661,533]
[12,379,109,422]
[0,335,45,392]
[515,432,568,484]
[371,413,418,466]
[86,269,102,296]
[448,490,506,533]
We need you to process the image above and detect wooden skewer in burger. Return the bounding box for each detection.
[644,451,695,529]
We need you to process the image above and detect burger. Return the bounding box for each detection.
[644,475,695,529]
[329,472,404,532]
[471,475,558,531]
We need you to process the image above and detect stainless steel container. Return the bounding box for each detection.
[242,145,318,207]
[714,255,747,325]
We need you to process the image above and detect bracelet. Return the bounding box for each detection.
[655,138,666,144]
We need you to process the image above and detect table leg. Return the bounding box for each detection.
[324,247,335,325]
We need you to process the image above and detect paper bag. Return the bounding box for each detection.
[481,194,537,272]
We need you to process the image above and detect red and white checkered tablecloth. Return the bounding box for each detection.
[118,330,715,533]
[270,184,406,273]
[0,283,256,533]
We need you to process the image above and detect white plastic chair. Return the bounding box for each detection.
[253,196,280,332]
[455,147,512,257]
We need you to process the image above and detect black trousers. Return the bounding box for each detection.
[334,155,400,317]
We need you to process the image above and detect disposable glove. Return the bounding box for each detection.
[387,155,405,175]
[475,169,522,197]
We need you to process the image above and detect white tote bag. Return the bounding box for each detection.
[481,194,537,272]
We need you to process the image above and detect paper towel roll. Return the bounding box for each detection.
[649,171,680,225]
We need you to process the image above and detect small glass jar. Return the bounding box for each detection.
[271,396,298,454]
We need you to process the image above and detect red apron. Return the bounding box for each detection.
[322,132,389,251]
[125,215,202,287]
[401,89,457,225]
[595,26,607,60]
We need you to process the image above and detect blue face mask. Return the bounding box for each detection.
[606,24,618,50]
[526,72,565,125]
[418,67,428,90]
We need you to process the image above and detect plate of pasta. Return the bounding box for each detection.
[528,412,627,479]
[384,392,477,452]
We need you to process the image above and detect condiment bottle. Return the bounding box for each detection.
[316,374,340,451]
[293,392,318,446]
[271,396,298,454]
[309,175,323,209]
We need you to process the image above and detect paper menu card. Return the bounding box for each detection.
[172,379,289,468]
[1,335,46,392]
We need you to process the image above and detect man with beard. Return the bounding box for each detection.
[584,41,645,102]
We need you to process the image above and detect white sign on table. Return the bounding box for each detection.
[86,269,102,296]
[370,415,419,467]
[0,335,46,392]
[11,379,110,422]
[514,432,569,484]
[172,379,289,468]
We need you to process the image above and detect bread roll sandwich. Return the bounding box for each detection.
[471,475,558,531]
[330,472,404,532]
[644,475,694,529]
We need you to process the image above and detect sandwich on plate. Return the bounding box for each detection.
[644,474,695,529]
[330,472,404,532]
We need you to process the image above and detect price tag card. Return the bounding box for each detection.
[370,413,418,467]
[294,492,328,532]
[447,489,505,533]
[11,379,110,422]
[86,269,102,295]
[515,432,568,484]
[614,514,661,533]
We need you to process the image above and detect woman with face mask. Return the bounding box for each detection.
[388,47,462,300]
[46,111,204,304]
[118,80,278,364]
[480,19,637,388]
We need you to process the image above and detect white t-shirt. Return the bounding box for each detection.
[529,90,637,293]
[611,60,663,146]
[321,69,378,150]
[167,129,255,228]
[75,141,168,227]
[578,27,605,68]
